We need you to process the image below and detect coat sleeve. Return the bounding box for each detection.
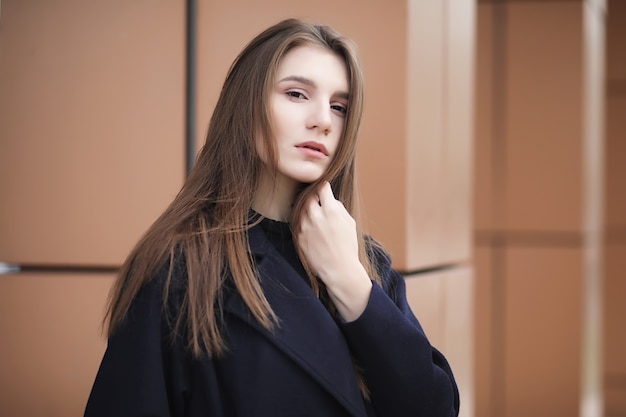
[339,246,460,417]
[84,273,190,417]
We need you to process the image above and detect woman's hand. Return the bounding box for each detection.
[296,182,372,321]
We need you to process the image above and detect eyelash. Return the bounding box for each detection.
[331,104,347,114]
[285,91,348,115]
[287,91,306,99]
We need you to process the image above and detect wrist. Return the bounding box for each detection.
[325,264,372,322]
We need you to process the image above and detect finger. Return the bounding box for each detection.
[317,181,335,206]
[305,193,322,216]
[305,192,321,208]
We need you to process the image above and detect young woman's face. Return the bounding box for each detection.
[258,44,349,191]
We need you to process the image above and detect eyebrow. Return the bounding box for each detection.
[278,75,350,100]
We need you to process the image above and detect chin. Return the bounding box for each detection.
[293,174,324,184]
[277,164,328,186]
[284,169,324,185]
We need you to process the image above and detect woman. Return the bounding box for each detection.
[85,18,459,417]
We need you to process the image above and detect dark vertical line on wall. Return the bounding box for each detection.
[491,1,508,417]
[185,0,197,174]
[491,235,507,417]
[440,0,449,262]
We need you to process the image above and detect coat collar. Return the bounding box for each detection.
[222,224,367,417]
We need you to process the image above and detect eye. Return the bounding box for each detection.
[286,91,307,100]
[331,103,347,115]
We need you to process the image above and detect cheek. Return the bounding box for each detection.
[330,130,344,153]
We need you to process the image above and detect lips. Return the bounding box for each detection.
[296,141,329,156]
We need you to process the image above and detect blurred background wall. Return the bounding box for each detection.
[604,1,626,415]
[0,1,622,416]
[474,1,624,417]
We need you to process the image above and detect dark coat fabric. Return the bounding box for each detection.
[84,224,460,417]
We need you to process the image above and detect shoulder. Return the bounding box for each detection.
[135,250,188,295]
[123,251,188,329]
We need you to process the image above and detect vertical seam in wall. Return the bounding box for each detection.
[492,1,509,416]
[437,0,451,327]
[185,0,197,174]
[440,0,449,265]
[492,235,507,417]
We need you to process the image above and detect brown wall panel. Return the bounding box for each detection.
[604,1,626,414]
[0,273,114,417]
[504,2,584,233]
[604,244,626,415]
[0,1,186,265]
[606,0,626,81]
[474,4,606,415]
[473,246,497,417]
[605,97,626,230]
[503,247,583,417]
[474,4,497,233]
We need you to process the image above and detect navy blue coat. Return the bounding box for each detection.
[85,225,459,417]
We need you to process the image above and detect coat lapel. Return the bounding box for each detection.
[222,225,367,417]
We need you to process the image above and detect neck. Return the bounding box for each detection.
[252,171,299,222]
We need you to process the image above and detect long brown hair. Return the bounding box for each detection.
[105,18,381,360]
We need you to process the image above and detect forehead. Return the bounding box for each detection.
[276,44,349,92]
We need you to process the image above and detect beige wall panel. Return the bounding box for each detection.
[0,1,186,265]
[405,267,474,417]
[474,3,497,232]
[504,3,584,233]
[579,6,605,415]
[603,244,626,415]
[473,246,497,417]
[606,0,626,80]
[196,0,409,265]
[582,0,606,239]
[591,0,608,13]
[504,247,583,417]
[605,97,626,230]
[0,273,114,417]
[407,0,475,269]
[404,272,445,348]
[439,0,475,266]
[443,266,474,417]
[405,0,445,269]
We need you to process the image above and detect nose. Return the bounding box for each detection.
[307,101,333,135]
